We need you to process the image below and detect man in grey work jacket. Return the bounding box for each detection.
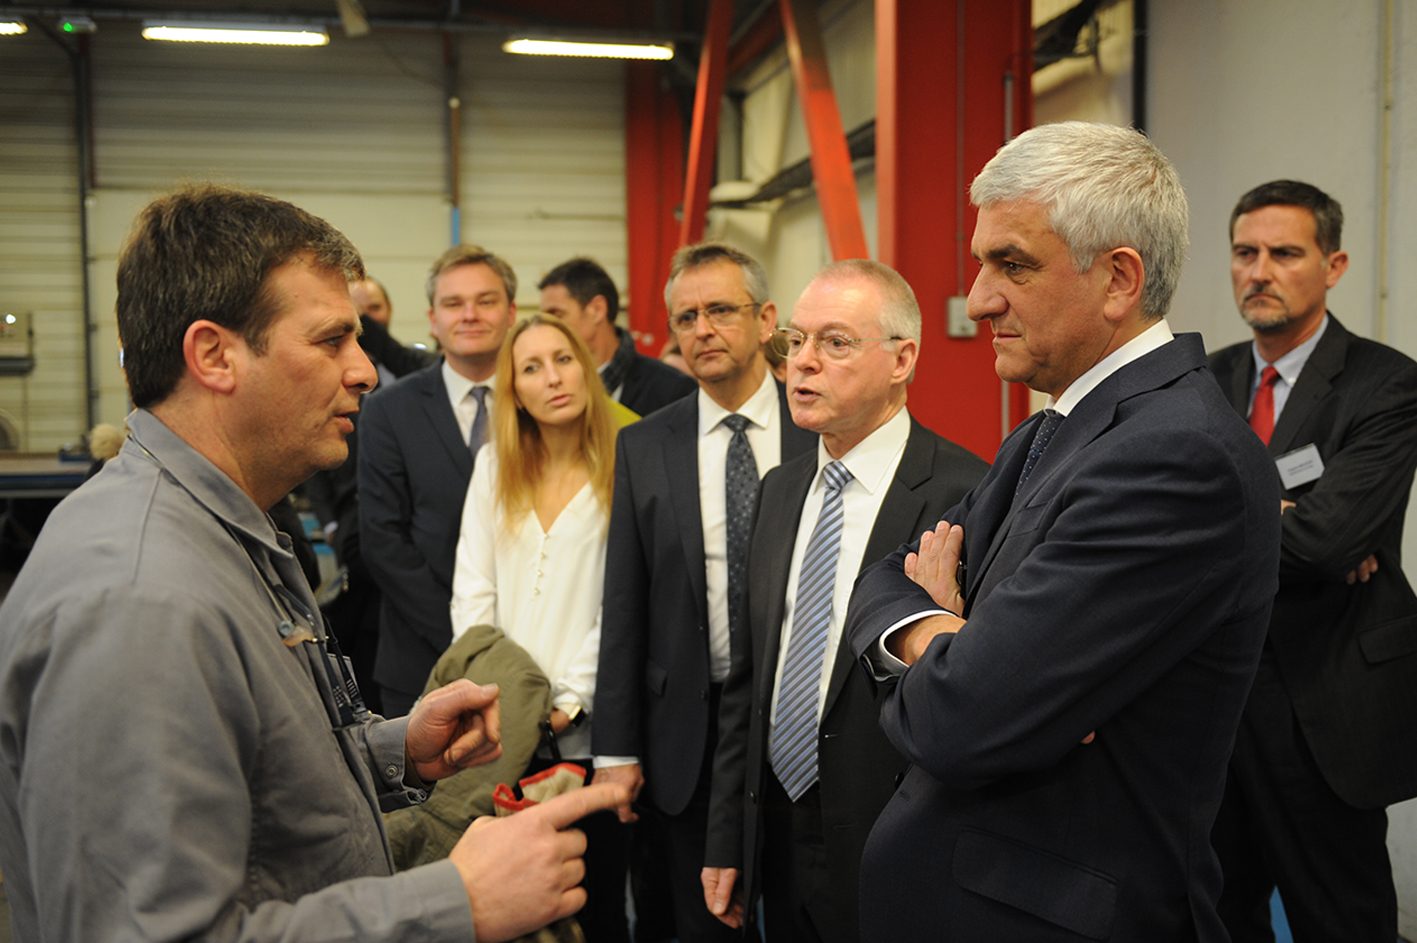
[0,185,624,943]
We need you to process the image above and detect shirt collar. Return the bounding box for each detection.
[123,408,286,556]
[698,368,777,437]
[441,358,484,402]
[1048,318,1175,417]
[1251,313,1329,387]
[815,406,910,496]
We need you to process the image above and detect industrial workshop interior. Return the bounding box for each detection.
[2,0,1417,940]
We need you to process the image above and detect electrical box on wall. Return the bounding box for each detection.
[946,296,976,338]
[0,310,36,376]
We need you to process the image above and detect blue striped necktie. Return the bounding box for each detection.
[769,459,853,801]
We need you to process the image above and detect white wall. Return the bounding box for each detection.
[1150,0,1417,932]
[3,25,626,438]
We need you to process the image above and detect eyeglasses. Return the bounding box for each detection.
[769,327,901,361]
[668,302,761,335]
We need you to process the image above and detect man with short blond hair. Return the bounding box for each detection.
[359,243,518,716]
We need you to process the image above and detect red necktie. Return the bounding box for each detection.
[1249,365,1280,445]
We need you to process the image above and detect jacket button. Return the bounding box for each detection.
[385,765,399,779]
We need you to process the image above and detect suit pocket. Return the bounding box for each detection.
[1359,615,1417,664]
[952,827,1117,940]
[645,660,667,696]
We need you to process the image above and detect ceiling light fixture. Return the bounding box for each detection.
[0,20,28,36]
[142,21,329,46]
[502,36,674,61]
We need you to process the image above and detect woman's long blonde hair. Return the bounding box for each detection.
[491,314,617,522]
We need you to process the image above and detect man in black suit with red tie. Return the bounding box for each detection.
[846,122,1281,941]
[701,259,985,941]
[1208,180,1417,941]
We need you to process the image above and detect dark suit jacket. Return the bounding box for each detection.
[705,418,986,939]
[357,362,472,695]
[1209,315,1417,808]
[594,382,817,816]
[618,352,695,418]
[846,335,1280,942]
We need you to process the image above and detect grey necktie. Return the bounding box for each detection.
[468,386,490,463]
[723,414,759,652]
[769,460,852,801]
[1016,409,1063,494]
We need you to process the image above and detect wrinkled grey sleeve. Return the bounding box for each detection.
[3,587,476,943]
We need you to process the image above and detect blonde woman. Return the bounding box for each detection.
[450,313,629,942]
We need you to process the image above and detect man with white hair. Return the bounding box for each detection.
[846,122,1281,940]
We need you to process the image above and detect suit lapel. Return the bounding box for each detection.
[754,460,813,708]
[822,423,930,713]
[970,335,1206,600]
[1269,316,1348,455]
[663,399,710,615]
[1218,348,1254,416]
[419,365,474,476]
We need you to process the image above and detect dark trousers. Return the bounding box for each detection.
[643,685,753,943]
[761,778,837,943]
[525,756,631,943]
[379,685,419,719]
[1213,652,1396,943]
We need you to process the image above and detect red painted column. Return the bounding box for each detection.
[625,62,685,354]
[877,0,1033,460]
[780,0,868,261]
[679,0,734,247]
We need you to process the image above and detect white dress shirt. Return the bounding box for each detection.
[771,406,911,724]
[441,360,493,444]
[874,319,1177,674]
[1248,313,1329,423]
[449,447,605,758]
[697,369,784,682]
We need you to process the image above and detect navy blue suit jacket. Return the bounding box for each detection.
[846,335,1280,941]
[357,363,471,696]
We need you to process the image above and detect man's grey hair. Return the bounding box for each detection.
[812,259,922,343]
[663,242,770,311]
[970,121,1189,320]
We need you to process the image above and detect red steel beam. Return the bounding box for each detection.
[679,0,734,247]
[780,0,869,261]
[877,0,1033,459]
[625,62,685,353]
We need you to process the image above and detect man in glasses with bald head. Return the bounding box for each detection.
[701,259,985,941]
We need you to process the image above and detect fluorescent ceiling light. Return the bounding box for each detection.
[503,37,673,61]
[142,22,328,46]
[0,20,29,36]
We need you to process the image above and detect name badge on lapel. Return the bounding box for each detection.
[1276,443,1324,490]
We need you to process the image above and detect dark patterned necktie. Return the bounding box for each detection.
[1016,409,1063,494]
[769,459,852,800]
[723,414,759,652]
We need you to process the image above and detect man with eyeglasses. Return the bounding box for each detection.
[359,245,518,717]
[700,260,986,941]
[594,242,816,942]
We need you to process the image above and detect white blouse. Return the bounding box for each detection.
[449,446,606,759]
